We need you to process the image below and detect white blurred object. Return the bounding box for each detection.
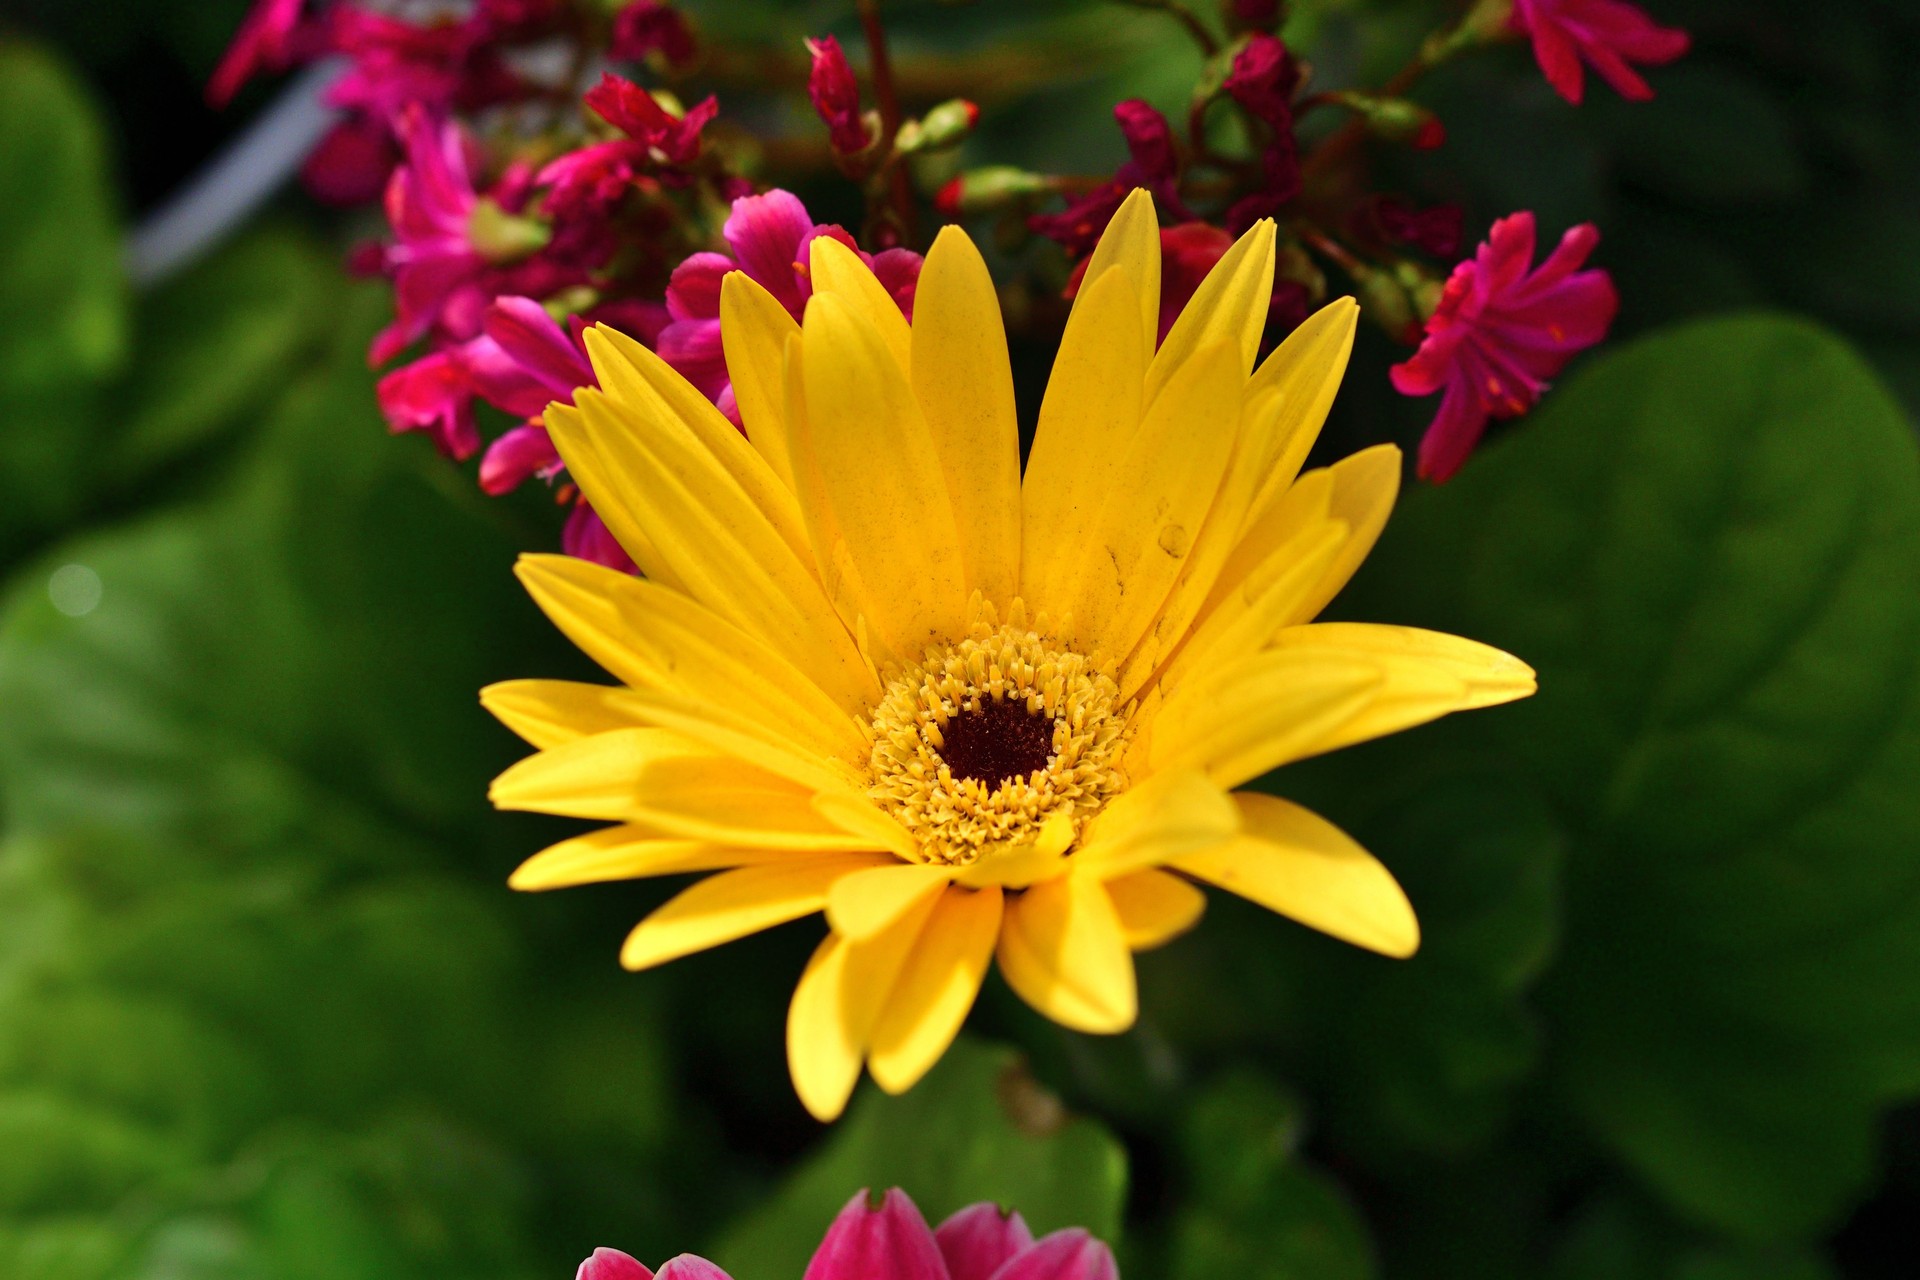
[125,59,348,287]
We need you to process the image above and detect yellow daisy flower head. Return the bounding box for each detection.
[483,189,1535,1122]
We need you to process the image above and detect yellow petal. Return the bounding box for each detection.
[1019,266,1146,611]
[1060,339,1244,659]
[1075,768,1241,879]
[995,873,1136,1033]
[582,325,816,569]
[509,825,786,891]
[480,678,649,749]
[1103,868,1206,950]
[1175,793,1419,957]
[1154,517,1348,695]
[798,293,970,656]
[1146,219,1275,404]
[720,270,802,492]
[1148,650,1385,789]
[910,226,1022,604]
[787,890,942,1120]
[513,554,867,765]
[1237,298,1359,533]
[868,884,1004,1093]
[827,861,954,941]
[1264,622,1536,756]
[547,389,875,714]
[1075,187,1160,367]
[619,747,890,852]
[622,854,889,970]
[787,933,860,1121]
[489,727,687,821]
[808,235,913,376]
[1218,444,1401,631]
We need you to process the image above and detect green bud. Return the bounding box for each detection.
[468,198,551,264]
[936,166,1053,216]
[1353,264,1418,341]
[895,99,980,154]
[1329,92,1446,148]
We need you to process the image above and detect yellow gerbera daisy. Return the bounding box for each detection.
[483,190,1534,1122]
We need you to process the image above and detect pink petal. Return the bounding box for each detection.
[654,1256,732,1280]
[563,501,638,573]
[485,296,594,395]
[656,318,728,399]
[578,1248,654,1280]
[479,422,561,494]
[375,349,479,459]
[989,1230,1117,1280]
[722,190,816,314]
[666,252,736,322]
[870,248,925,320]
[936,1204,1034,1280]
[1416,377,1493,483]
[803,1189,950,1280]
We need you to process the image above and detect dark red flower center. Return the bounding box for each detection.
[938,700,1056,788]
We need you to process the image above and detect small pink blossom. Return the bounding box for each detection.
[1391,211,1618,482]
[538,74,717,225]
[805,35,871,154]
[368,107,488,364]
[375,347,481,460]
[1512,0,1689,104]
[656,190,920,417]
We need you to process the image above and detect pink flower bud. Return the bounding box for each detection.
[804,35,871,154]
[802,1189,949,1280]
[935,1203,1034,1280]
[576,1248,653,1280]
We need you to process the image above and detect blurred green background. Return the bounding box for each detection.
[1,1,1918,1277]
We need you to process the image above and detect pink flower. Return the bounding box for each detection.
[538,73,718,224]
[612,1,697,67]
[1391,211,1618,482]
[368,107,489,365]
[206,0,314,106]
[325,6,529,124]
[656,189,920,417]
[805,35,871,154]
[1512,0,1689,104]
[576,1189,1117,1280]
[1220,35,1302,231]
[375,347,481,460]
[1030,101,1190,257]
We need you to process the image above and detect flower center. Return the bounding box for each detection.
[866,600,1131,868]
[935,699,1056,788]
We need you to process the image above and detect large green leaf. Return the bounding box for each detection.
[1342,314,1920,1240]
[0,42,125,554]
[1167,1074,1376,1280]
[712,1039,1127,1278]
[0,285,673,1276]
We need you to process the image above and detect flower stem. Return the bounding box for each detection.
[858,0,918,245]
[1123,0,1220,57]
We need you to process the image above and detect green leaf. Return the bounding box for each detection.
[1167,1074,1375,1280]
[0,42,126,553]
[1343,313,1920,1240]
[712,1039,1127,1278]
